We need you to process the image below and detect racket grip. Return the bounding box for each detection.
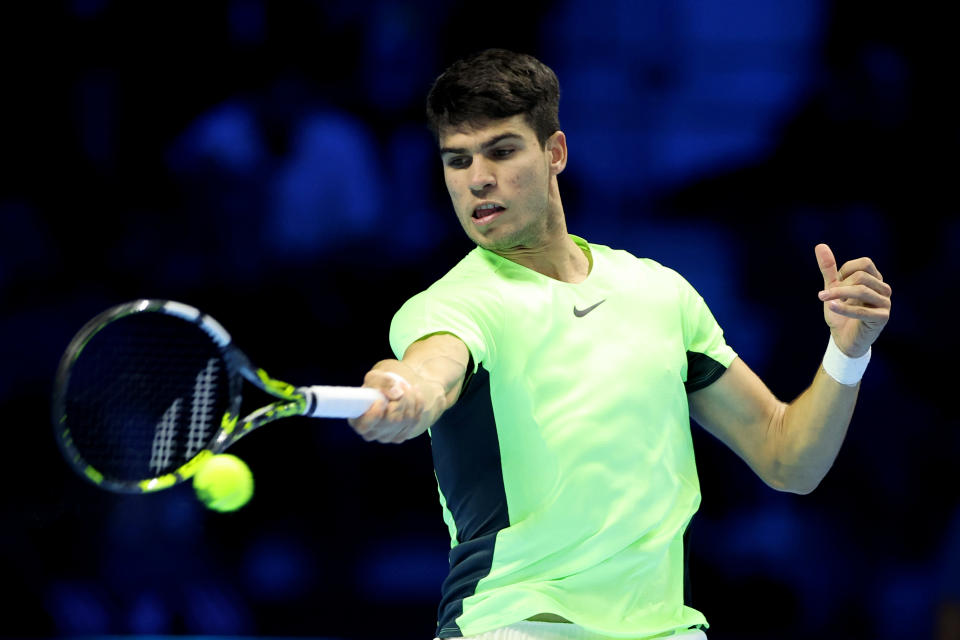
[297,385,385,419]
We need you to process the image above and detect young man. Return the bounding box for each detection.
[348,49,892,640]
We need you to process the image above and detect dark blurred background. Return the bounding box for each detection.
[1,1,957,639]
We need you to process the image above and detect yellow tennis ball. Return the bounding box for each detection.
[192,454,254,512]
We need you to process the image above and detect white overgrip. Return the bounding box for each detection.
[297,385,385,419]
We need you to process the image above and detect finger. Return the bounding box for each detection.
[382,397,416,432]
[815,244,839,287]
[380,371,412,401]
[381,400,404,430]
[383,412,419,444]
[388,423,416,444]
[348,396,388,433]
[384,398,419,442]
[838,257,883,282]
[824,300,891,320]
[381,396,401,423]
[355,418,382,442]
[818,284,891,308]
[362,372,394,397]
[356,413,389,441]
[838,270,892,298]
[363,371,408,402]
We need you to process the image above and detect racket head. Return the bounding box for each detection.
[52,299,247,493]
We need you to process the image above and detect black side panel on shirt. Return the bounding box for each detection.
[430,365,509,638]
[683,514,695,607]
[685,351,728,392]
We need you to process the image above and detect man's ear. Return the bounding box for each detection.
[546,130,567,175]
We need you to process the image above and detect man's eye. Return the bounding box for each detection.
[447,157,470,169]
[492,148,514,158]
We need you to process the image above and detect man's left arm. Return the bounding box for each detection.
[687,243,892,494]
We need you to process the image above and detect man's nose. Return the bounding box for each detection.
[468,158,495,194]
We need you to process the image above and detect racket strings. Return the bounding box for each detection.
[62,313,231,482]
[148,357,220,473]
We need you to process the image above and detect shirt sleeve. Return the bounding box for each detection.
[672,269,738,392]
[389,282,501,374]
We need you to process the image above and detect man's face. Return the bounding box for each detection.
[439,115,565,252]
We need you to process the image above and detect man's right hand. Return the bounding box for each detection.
[347,360,435,444]
[347,333,471,444]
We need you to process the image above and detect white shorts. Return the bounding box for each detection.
[434,621,708,640]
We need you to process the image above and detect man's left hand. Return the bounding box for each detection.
[815,243,892,358]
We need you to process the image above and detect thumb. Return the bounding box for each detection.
[815,243,839,287]
[380,370,411,400]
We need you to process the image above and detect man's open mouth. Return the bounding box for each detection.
[473,203,506,223]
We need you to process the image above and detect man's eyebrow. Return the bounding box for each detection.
[439,132,523,156]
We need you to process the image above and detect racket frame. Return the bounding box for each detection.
[53,299,318,494]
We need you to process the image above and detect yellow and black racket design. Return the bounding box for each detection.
[52,299,383,493]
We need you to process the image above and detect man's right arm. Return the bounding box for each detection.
[347,333,470,443]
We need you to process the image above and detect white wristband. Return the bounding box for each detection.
[822,335,871,386]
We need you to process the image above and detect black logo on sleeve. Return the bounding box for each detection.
[573,299,606,317]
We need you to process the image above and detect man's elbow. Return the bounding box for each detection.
[763,462,825,495]
[778,479,820,495]
[762,411,831,495]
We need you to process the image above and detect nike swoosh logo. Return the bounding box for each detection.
[573,299,606,317]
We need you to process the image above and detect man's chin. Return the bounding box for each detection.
[463,221,536,254]
[468,227,509,250]
[475,235,531,255]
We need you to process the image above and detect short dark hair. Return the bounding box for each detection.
[426,48,561,147]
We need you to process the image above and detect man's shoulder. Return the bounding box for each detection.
[441,245,499,278]
[588,241,679,279]
[426,246,517,291]
[401,247,504,308]
[390,247,504,362]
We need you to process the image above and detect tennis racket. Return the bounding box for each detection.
[52,299,383,494]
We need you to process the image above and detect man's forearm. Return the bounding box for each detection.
[774,366,860,493]
[690,246,888,493]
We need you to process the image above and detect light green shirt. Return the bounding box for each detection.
[390,236,737,638]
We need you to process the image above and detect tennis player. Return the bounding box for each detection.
[348,49,891,640]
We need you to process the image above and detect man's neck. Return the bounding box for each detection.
[493,231,590,283]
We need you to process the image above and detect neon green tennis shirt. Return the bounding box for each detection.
[389,236,737,639]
